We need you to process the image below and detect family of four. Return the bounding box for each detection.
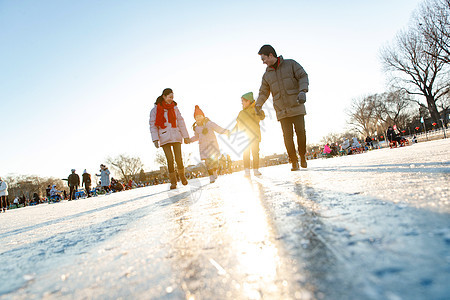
[149,45,309,189]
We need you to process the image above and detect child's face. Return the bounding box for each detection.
[241,98,251,109]
[195,115,205,123]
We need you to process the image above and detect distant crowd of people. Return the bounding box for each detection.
[0,163,150,212]
[307,125,417,160]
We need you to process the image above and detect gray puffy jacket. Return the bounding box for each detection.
[256,56,309,121]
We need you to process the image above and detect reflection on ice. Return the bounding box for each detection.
[222,179,282,298]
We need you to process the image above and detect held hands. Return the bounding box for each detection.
[184,138,191,144]
[255,105,262,115]
[297,92,306,104]
[153,140,159,148]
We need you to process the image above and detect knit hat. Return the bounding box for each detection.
[241,92,254,102]
[71,169,75,173]
[194,105,205,118]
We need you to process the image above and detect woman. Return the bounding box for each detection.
[96,164,111,194]
[0,177,8,212]
[150,88,189,189]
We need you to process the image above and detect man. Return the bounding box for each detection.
[68,169,80,200]
[255,45,309,170]
[82,169,92,197]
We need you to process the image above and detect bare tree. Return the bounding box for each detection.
[346,94,380,136]
[381,19,449,124]
[154,151,167,168]
[374,90,414,129]
[154,150,193,168]
[5,175,64,200]
[418,0,450,64]
[107,154,144,183]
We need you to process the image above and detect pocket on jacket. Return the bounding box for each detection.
[286,88,299,95]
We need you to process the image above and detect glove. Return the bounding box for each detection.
[297,92,306,104]
[184,138,190,144]
[153,140,159,148]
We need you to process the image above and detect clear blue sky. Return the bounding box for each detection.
[0,0,422,178]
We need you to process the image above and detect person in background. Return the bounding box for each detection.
[46,185,51,201]
[50,185,62,202]
[96,164,111,194]
[365,136,373,149]
[68,169,80,200]
[0,177,8,213]
[82,169,92,198]
[13,196,19,208]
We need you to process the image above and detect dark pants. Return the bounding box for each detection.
[69,185,77,200]
[1,196,7,211]
[162,142,184,173]
[280,115,306,162]
[85,185,91,197]
[243,140,260,169]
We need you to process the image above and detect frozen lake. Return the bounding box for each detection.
[1,139,449,299]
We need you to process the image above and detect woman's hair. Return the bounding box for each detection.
[155,88,174,105]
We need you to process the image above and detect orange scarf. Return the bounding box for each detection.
[155,101,177,129]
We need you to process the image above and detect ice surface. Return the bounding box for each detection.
[0,139,449,299]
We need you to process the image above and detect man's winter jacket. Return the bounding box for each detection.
[68,173,80,187]
[256,56,309,121]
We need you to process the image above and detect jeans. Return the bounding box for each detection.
[280,115,306,162]
[243,140,260,169]
[162,142,184,173]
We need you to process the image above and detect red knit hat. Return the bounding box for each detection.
[194,105,205,118]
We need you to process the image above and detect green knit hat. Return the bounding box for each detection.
[241,92,254,102]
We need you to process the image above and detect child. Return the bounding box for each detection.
[150,88,190,189]
[232,92,265,177]
[189,105,230,183]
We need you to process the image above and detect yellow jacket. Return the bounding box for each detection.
[234,101,265,142]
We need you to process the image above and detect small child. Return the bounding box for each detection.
[232,92,265,177]
[189,105,230,183]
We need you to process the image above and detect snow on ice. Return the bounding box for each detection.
[0,139,449,299]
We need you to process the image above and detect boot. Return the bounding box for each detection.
[209,175,216,183]
[169,172,177,189]
[253,169,262,176]
[291,161,299,171]
[244,168,251,177]
[300,155,307,168]
[178,168,188,185]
